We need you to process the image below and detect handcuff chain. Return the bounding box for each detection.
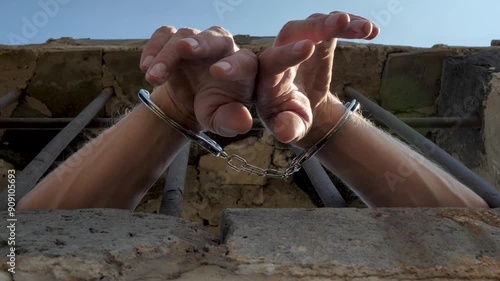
[138,89,359,179]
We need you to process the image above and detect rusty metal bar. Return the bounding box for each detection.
[0,117,480,130]
[293,147,346,207]
[0,117,119,130]
[345,86,500,208]
[389,117,481,128]
[0,88,113,209]
[159,144,190,216]
[0,90,21,110]
[0,118,265,130]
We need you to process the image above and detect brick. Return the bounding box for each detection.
[26,49,103,117]
[379,50,457,115]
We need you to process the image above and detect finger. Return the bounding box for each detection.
[274,111,308,143]
[306,13,326,20]
[145,27,200,86]
[176,26,238,60]
[210,102,253,136]
[332,11,381,40]
[260,93,312,143]
[337,20,374,39]
[210,48,258,81]
[140,26,177,72]
[331,11,370,21]
[365,24,381,40]
[274,13,350,46]
[260,40,315,76]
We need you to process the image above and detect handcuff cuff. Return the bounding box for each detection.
[138,89,359,178]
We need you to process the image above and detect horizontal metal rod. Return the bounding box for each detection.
[384,117,481,128]
[0,117,480,130]
[0,88,114,209]
[0,117,119,129]
[345,87,500,208]
[0,118,266,131]
[159,144,190,217]
[0,90,21,110]
[293,147,346,208]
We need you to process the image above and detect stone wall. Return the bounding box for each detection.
[0,209,498,280]
[1,38,500,232]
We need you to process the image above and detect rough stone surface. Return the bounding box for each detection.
[332,43,417,100]
[0,48,38,95]
[182,163,315,235]
[26,49,103,117]
[4,208,497,280]
[484,72,500,190]
[103,50,152,105]
[198,132,274,186]
[0,209,219,281]
[0,159,15,193]
[380,50,458,115]
[437,51,500,184]
[221,208,500,280]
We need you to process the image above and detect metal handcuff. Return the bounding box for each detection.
[138,89,359,178]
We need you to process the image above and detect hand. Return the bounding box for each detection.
[140,26,258,136]
[256,12,380,146]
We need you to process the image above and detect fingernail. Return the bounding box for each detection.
[325,13,342,27]
[293,40,308,53]
[214,61,232,72]
[148,63,167,79]
[183,38,199,49]
[220,126,238,137]
[142,55,154,69]
[363,22,373,35]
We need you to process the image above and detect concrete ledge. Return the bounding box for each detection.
[221,208,500,280]
[0,209,219,281]
[1,208,499,280]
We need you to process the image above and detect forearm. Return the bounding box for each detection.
[19,92,188,210]
[313,96,488,208]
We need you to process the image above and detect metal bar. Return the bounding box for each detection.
[159,144,190,216]
[345,86,500,208]
[0,91,21,110]
[0,88,113,209]
[388,117,481,128]
[0,118,266,130]
[0,117,119,129]
[0,117,480,130]
[294,147,346,207]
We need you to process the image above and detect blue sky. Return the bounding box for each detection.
[1,0,499,47]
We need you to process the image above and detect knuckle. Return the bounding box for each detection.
[282,20,298,31]
[209,26,234,43]
[278,21,299,42]
[307,13,324,19]
[177,27,197,37]
[156,25,176,35]
[209,25,230,36]
[203,26,234,50]
[239,48,257,59]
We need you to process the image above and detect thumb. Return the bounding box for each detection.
[260,92,313,143]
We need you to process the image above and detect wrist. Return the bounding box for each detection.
[149,85,202,133]
[295,94,347,149]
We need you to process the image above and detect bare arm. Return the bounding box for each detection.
[18,93,188,209]
[256,12,488,207]
[19,25,258,209]
[312,96,488,207]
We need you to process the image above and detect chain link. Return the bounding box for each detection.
[138,89,359,179]
[227,155,289,178]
